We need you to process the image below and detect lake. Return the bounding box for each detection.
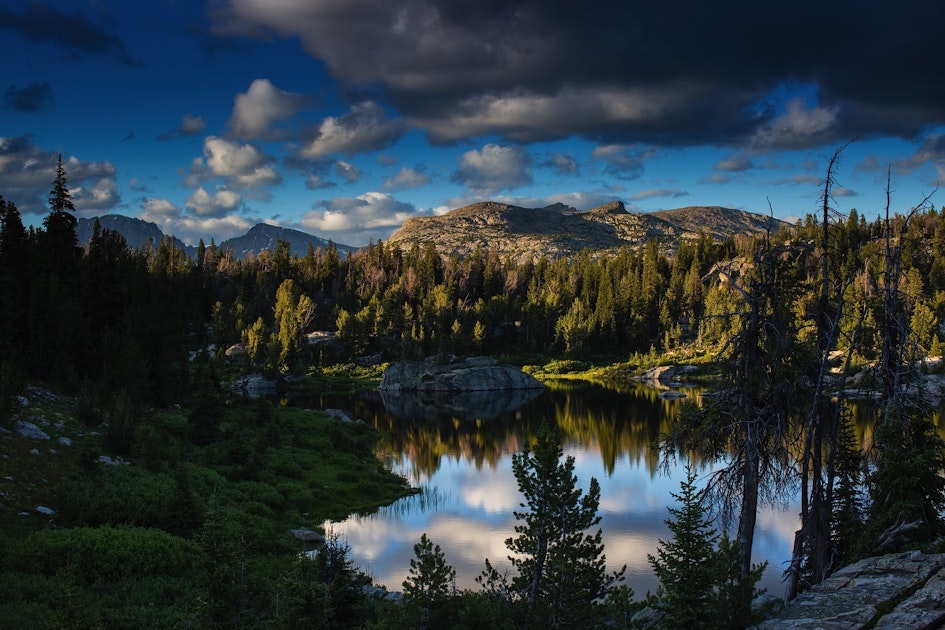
[309,378,884,600]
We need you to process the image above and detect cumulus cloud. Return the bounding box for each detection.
[892,133,945,183]
[383,166,431,190]
[299,101,405,160]
[3,81,55,112]
[159,113,207,141]
[451,144,532,196]
[187,136,282,190]
[227,78,307,139]
[300,192,418,245]
[750,99,840,150]
[185,186,242,218]
[209,0,945,148]
[0,135,119,216]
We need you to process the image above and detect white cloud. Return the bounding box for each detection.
[750,98,839,150]
[300,191,418,244]
[299,101,405,160]
[185,186,242,217]
[187,136,282,190]
[451,143,532,195]
[383,166,431,190]
[0,136,119,216]
[71,177,120,215]
[159,113,206,140]
[227,78,306,139]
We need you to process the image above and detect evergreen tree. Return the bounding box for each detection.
[402,533,457,629]
[481,422,625,629]
[648,465,724,628]
[41,153,80,274]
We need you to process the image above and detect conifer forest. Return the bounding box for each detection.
[2,158,945,627]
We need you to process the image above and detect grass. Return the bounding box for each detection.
[0,378,416,627]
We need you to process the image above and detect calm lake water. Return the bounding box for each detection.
[306,379,890,600]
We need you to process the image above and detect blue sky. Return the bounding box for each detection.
[2,0,943,247]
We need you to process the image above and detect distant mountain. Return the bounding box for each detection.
[77,216,356,259]
[219,223,357,259]
[77,215,191,254]
[387,201,791,261]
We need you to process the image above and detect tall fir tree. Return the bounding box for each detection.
[481,422,625,629]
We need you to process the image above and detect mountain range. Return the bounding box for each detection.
[77,202,790,261]
[76,216,357,259]
[387,201,790,261]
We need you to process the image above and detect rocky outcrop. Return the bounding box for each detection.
[754,551,945,629]
[380,387,543,421]
[386,201,789,262]
[379,357,544,393]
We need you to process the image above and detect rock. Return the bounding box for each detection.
[35,505,55,516]
[379,357,544,393]
[754,551,945,629]
[630,605,666,629]
[15,395,28,408]
[380,387,543,421]
[58,436,72,447]
[98,455,126,466]
[14,420,50,441]
[306,330,338,346]
[324,409,354,423]
[873,565,945,628]
[289,527,326,545]
[231,373,278,398]
[225,343,247,359]
[29,448,40,455]
[634,364,698,384]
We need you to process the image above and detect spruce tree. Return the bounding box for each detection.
[648,465,723,628]
[482,422,625,629]
[402,533,457,629]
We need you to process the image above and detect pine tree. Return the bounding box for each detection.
[41,153,80,274]
[648,465,724,628]
[402,533,456,629]
[481,422,625,629]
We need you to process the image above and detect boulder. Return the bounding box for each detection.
[289,527,326,545]
[230,373,278,398]
[14,420,50,441]
[379,357,544,393]
[380,387,543,421]
[754,551,945,629]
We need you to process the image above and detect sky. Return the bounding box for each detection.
[1,0,943,248]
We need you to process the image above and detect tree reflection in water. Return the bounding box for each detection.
[310,380,891,597]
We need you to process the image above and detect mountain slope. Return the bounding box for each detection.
[77,216,355,259]
[387,201,790,260]
[77,215,191,253]
[219,223,356,259]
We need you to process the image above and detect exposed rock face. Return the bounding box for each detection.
[387,201,789,262]
[754,551,945,629]
[380,387,543,422]
[379,357,544,393]
[379,357,544,421]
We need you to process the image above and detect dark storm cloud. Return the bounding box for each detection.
[210,0,945,149]
[0,3,139,66]
[3,81,55,112]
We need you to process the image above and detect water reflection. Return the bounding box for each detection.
[313,380,804,599]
